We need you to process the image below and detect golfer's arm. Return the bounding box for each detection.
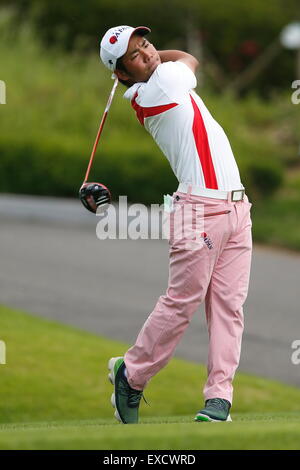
[158,50,199,73]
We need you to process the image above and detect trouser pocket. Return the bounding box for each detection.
[203,210,231,217]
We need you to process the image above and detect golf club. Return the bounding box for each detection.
[79,77,119,213]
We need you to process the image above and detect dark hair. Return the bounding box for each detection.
[116,56,127,73]
[116,57,133,88]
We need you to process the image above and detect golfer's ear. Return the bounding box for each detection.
[115,69,130,82]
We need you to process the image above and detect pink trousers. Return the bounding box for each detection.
[124,187,253,405]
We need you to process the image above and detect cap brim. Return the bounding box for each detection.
[131,26,151,37]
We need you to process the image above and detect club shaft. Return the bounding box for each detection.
[83,78,118,184]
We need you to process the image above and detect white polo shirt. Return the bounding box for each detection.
[123,61,244,191]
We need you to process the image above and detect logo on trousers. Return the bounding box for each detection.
[201,232,213,249]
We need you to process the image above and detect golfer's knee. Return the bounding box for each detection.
[161,292,202,315]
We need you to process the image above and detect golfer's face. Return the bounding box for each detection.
[121,34,161,83]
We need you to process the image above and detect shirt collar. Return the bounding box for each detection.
[123,82,145,100]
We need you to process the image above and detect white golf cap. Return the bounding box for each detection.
[100,25,151,71]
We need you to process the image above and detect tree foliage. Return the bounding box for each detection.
[1,0,300,94]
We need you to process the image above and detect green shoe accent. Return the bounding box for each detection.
[194,398,232,422]
[108,356,145,424]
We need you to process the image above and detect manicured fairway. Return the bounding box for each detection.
[1,305,300,449]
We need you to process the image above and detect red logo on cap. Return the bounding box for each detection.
[109,36,117,44]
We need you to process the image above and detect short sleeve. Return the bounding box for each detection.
[154,61,197,100]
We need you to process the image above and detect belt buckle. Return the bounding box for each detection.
[231,189,245,201]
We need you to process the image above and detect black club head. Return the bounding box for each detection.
[79,182,111,214]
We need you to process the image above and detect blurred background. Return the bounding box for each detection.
[0,0,300,246]
[0,0,300,441]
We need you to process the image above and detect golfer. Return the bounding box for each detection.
[100,25,253,423]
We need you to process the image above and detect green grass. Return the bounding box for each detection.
[1,413,300,450]
[1,304,300,449]
[251,189,300,251]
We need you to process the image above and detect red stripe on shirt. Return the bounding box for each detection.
[131,92,178,126]
[190,94,218,189]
